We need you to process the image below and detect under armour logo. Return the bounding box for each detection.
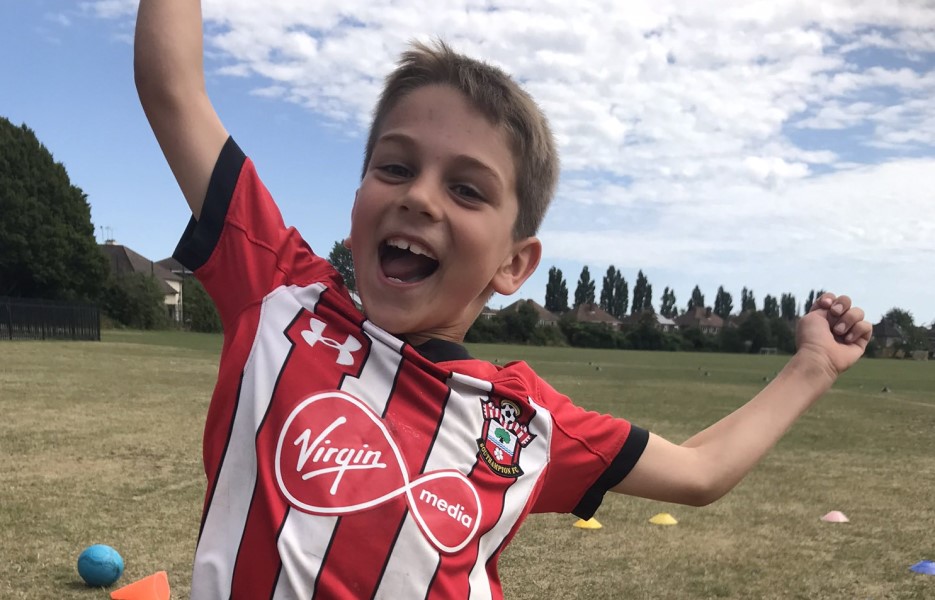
[301,317,362,366]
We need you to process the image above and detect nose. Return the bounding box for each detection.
[399,172,443,221]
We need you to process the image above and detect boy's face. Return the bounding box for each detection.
[348,85,540,343]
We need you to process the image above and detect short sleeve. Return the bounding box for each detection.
[531,375,649,519]
[172,137,342,328]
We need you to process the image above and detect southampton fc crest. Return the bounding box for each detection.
[477,398,535,478]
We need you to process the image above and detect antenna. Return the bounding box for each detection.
[100,226,116,245]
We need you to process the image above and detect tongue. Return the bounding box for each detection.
[381,249,437,282]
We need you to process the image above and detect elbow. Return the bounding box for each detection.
[132,36,152,96]
[683,489,721,508]
[680,475,729,508]
[679,486,714,508]
[133,50,189,110]
[675,448,739,507]
[134,65,199,123]
[133,56,158,105]
[133,57,166,106]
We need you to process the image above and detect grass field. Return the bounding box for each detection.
[1,331,932,599]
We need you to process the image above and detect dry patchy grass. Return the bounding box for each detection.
[0,334,932,598]
[0,332,213,599]
[480,345,935,600]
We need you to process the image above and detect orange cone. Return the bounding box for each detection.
[110,571,170,600]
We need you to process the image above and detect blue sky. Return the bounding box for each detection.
[3,1,934,325]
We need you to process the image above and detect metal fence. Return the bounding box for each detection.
[0,297,100,341]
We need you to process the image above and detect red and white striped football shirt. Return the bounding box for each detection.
[173,138,648,599]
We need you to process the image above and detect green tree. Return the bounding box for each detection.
[626,311,665,350]
[183,277,221,333]
[327,240,356,292]
[780,293,797,320]
[717,326,747,353]
[713,286,733,319]
[501,302,539,343]
[681,327,715,351]
[804,289,816,312]
[739,311,772,353]
[741,287,756,312]
[884,307,915,333]
[101,273,167,330]
[544,266,569,313]
[574,266,595,308]
[0,117,107,300]
[907,326,931,351]
[612,276,628,319]
[660,286,677,317]
[769,317,796,353]
[599,265,627,317]
[529,322,569,347]
[644,283,654,312]
[631,270,649,315]
[800,290,826,315]
[884,307,928,351]
[559,318,619,349]
[687,285,705,312]
[465,314,505,343]
[763,294,779,318]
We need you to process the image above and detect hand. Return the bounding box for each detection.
[795,292,872,377]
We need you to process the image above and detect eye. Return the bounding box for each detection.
[377,164,412,179]
[451,183,484,202]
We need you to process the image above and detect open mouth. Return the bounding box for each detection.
[379,237,440,284]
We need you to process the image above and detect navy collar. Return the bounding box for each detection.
[411,337,472,363]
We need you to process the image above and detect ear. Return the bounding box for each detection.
[491,237,541,296]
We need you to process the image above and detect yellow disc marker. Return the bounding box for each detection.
[649,512,678,525]
[573,517,603,529]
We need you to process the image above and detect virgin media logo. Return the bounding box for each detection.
[275,391,482,554]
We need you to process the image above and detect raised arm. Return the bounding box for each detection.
[613,293,871,506]
[135,0,228,219]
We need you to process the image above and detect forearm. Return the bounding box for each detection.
[134,0,227,218]
[134,0,207,103]
[682,351,836,502]
[615,295,868,506]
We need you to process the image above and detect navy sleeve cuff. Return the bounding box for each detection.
[572,425,650,519]
[172,137,246,272]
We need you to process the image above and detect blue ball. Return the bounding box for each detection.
[77,544,124,587]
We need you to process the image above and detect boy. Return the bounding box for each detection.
[134,1,871,598]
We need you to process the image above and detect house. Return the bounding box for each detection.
[727,310,755,328]
[100,242,183,324]
[871,319,905,350]
[568,302,621,330]
[655,313,677,332]
[156,256,193,279]
[499,299,558,327]
[675,306,725,335]
[619,311,677,332]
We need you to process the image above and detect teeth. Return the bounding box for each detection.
[385,237,437,260]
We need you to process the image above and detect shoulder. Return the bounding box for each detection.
[488,361,571,407]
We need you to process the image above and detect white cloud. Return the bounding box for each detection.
[81,0,137,19]
[88,0,935,321]
[542,158,935,320]
[45,12,72,27]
